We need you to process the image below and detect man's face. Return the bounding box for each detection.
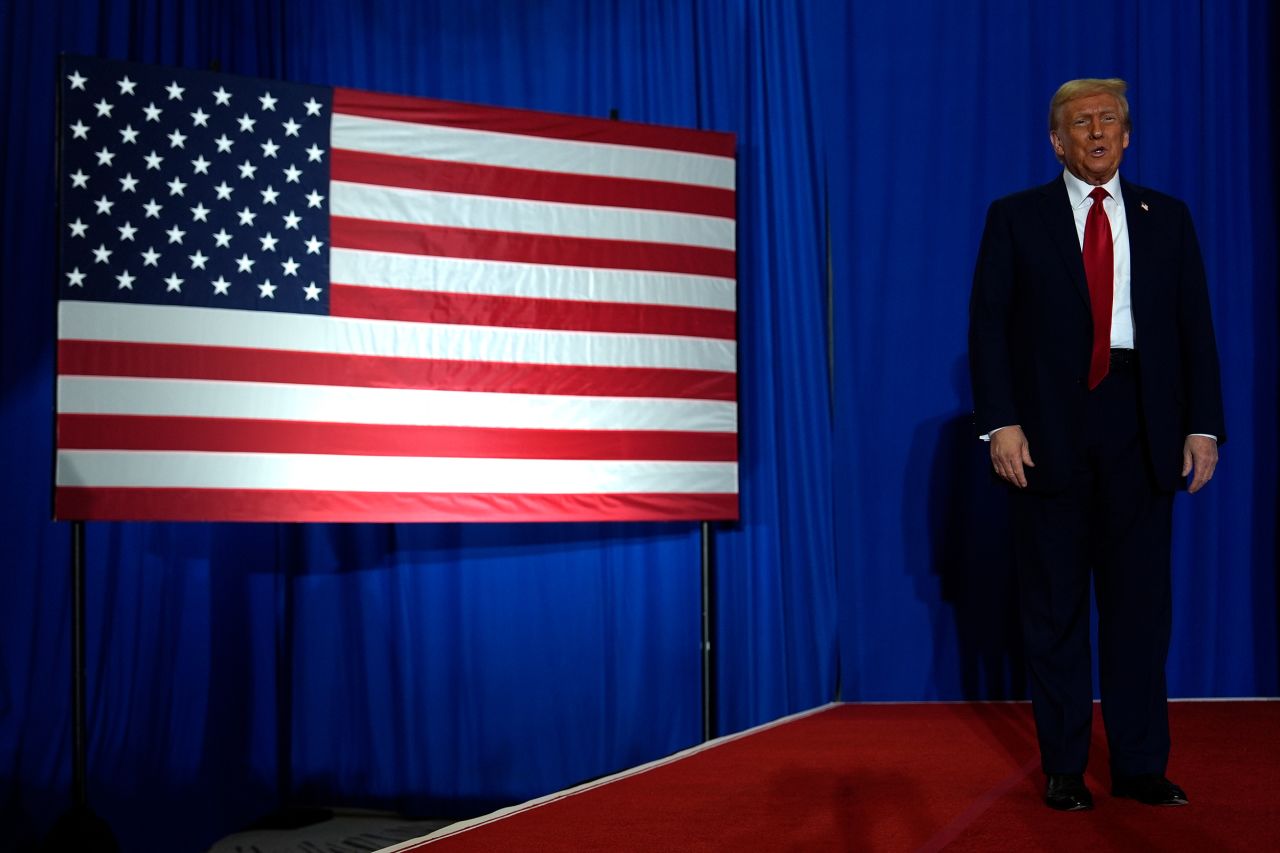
[1050,93,1130,186]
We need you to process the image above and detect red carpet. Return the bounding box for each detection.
[384,701,1280,852]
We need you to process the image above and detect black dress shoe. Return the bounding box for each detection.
[1111,774,1189,806]
[1045,774,1094,811]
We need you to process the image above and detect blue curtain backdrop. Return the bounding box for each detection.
[1,2,1274,852]
[2,2,836,850]
[824,0,1277,702]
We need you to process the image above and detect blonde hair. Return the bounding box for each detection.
[1048,78,1131,132]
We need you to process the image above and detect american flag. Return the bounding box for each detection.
[54,55,738,523]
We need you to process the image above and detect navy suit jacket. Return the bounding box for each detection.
[969,175,1226,493]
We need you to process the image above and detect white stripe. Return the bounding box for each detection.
[331,249,737,311]
[58,302,737,372]
[56,451,738,494]
[331,181,735,251]
[331,113,735,191]
[57,376,738,433]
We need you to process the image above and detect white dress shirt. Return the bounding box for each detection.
[1062,169,1133,349]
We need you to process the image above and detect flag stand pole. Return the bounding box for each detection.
[700,521,715,742]
[42,520,118,852]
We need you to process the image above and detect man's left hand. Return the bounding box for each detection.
[1182,435,1219,494]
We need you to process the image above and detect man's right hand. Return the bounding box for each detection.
[990,425,1035,488]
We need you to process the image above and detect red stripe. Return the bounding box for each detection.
[54,487,740,522]
[57,340,737,401]
[57,414,737,462]
[332,87,735,159]
[331,148,735,219]
[330,217,736,279]
[329,284,736,340]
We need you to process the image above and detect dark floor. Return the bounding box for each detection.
[207,809,450,853]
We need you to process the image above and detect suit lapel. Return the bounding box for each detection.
[1120,178,1151,329]
[1035,176,1090,308]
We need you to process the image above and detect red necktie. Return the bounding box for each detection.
[1083,186,1113,389]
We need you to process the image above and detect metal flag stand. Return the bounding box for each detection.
[42,521,119,852]
[701,521,716,743]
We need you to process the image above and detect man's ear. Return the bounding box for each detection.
[1049,130,1064,158]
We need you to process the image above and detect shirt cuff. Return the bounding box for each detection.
[979,425,1015,442]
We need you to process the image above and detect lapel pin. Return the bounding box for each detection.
[1140,201,1149,212]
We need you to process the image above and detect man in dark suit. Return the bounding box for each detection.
[968,78,1225,812]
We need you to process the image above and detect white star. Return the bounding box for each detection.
[164,272,184,292]
[95,147,115,166]
[259,92,278,111]
[260,185,280,205]
[189,250,209,270]
[237,113,256,133]
[303,281,323,301]
[93,196,114,215]
[282,210,301,230]
[118,173,139,193]
[166,81,185,100]
[144,150,164,170]
[93,99,114,118]
[116,76,137,95]
[281,257,300,276]
[305,190,324,209]
[165,224,186,244]
[68,218,88,237]
[168,128,187,148]
[305,144,324,163]
[92,244,112,264]
[118,124,139,144]
[282,118,301,137]
[259,232,278,252]
[167,177,187,196]
[66,267,87,287]
[258,279,277,298]
[303,97,322,117]
[237,207,257,226]
[67,70,88,90]
[213,86,232,106]
[282,164,302,183]
[116,270,136,290]
[140,246,161,266]
[214,181,234,200]
[238,160,257,179]
[191,155,211,175]
[116,221,137,241]
[260,139,280,158]
[142,198,163,218]
[190,107,210,127]
[212,228,232,247]
[235,254,255,272]
[211,275,231,295]
[190,202,210,222]
[70,170,89,189]
[304,235,324,254]
[70,120,89,140]
[143,102,163,122]
[214,134,234,153]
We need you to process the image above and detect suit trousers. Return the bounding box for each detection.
[1010,356,1175,778]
